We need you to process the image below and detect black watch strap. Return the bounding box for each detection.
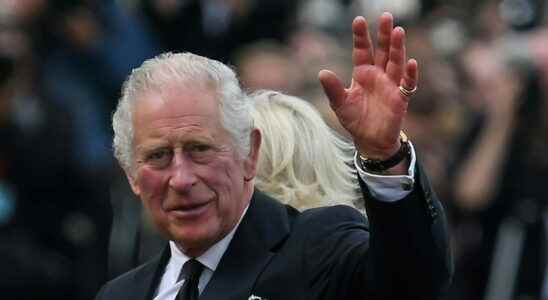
[359,131,411,172]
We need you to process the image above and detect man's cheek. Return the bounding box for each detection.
[137,168,168,198]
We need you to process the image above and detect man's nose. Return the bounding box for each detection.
[168,153,198,193]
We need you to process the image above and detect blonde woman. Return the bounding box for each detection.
[250,90,364,213]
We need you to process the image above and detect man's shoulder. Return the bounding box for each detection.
[298,204,367,225]
[289,204,369,240]
[253,190,367,231]
[250,191,368,247]
[95,253,163,299]
[110,255,160,285]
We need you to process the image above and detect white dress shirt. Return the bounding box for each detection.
[153,144,418,300]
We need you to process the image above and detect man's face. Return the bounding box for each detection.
[127,83,259,256]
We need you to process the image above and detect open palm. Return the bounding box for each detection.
[319,13,418,160]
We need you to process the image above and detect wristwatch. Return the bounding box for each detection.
[358,131,411,172]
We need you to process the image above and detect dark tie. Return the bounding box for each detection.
[176,259,205,300]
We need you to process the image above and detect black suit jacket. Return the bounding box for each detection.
[96,164,452,299]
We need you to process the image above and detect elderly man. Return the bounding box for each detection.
[96,13,451,300]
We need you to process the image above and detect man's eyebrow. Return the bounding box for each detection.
[186,136,216,144]
[135,143,169,153]
[136,136,217,151]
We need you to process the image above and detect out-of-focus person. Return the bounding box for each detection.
[139,0,298,62]
[0,26,111,300]
[449,35,548,300]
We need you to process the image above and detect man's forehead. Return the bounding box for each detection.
[132,85,220,120]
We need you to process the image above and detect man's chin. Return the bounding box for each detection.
[171,233,218,257]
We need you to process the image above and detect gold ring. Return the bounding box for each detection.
[399,85,417,97]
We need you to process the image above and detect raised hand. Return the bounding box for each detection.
[319,13,418,161]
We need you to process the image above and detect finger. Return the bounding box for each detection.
[352,16,374,66]
[400,58,418,99]
[318,70,347,110]
[374,12,393,69]
[386,27,406,84]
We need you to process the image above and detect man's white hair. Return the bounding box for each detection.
[112,52,253,171]
[250,90,364,213]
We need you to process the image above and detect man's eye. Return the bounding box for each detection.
[187,143,215,163]
[148,151,167,160]
[145,149,172,167]
[190,144,211,152]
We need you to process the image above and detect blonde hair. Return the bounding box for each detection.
[250,90,364,213]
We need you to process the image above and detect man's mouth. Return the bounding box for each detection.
[167,201,211,219]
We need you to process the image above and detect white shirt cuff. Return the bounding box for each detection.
[354,142,416,202]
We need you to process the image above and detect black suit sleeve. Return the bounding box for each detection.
[301,161,452,300]
[358,161,453,299]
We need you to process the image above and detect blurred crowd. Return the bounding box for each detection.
[0,0,546,299]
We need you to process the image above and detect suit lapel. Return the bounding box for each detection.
[126,245,170,300]
[200,190,292,300]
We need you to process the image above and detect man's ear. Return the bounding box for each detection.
[244,128,261,181]
[125,168,141,196]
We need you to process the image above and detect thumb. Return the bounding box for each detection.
[318,70,346,110]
